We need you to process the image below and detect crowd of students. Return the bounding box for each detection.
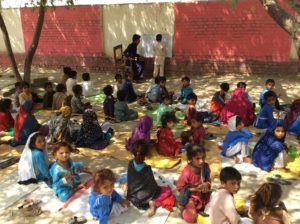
[0,38,298,223]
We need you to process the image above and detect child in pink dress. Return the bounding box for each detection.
[190,112,206,146]
[176,145,211,223]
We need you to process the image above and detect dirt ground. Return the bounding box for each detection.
[0,67,300,224]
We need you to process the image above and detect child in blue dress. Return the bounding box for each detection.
[50,142,94,202]
[222,116,252,163]
[89,169,130,224]
[254,91,277,129]
[18,132,50,185]
[178,76,193,104]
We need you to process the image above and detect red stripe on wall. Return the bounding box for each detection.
[21,6,102,56]
[173,0,292,62]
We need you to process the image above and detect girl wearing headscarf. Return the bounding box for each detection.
[13,100,40,145]
[252,121,288,171]
[76,109,111,150]
[125,116,153,151]
[285,99,300,137]
[18,132,50,185]
[221,87,255,126]
[222,115,253,163]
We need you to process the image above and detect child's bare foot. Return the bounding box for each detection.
[243,156,252,163]
[147,200,156,217]
[234,156,241,164]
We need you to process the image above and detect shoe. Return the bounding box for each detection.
[69,216,87,224]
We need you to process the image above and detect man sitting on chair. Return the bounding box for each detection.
[124,34,145,81]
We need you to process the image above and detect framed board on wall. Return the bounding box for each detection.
[140,34,173,58]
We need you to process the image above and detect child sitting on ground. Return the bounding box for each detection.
[249,182,291,223]
[61,66,72,85]
[254,91,277,129]
[14,81,22,108]
[157,112,181,157]
[82,72,97,97]
[113,73,123,98]
[50,142,94,202]
[178,76,193,104]
[127,139,173,217]
[18,132,50,185]
[89,169,130,224]
[209,167,243,224]
[126,115,153,151]
[185,93,197,125]
[19,81,33,105]
[71,85,91,114]
[237,82,252,102]
[114,89,138,122]
[222,115,253,163]
[66,70,77,95]
[157,76,173,103]
[285,99,300,137]
[221,87,255,126]
[52,83,67,110]
[103,85,115,118]
[259,79,282,110]
[252,122,288,172]
[156,94,173,127]
[0,98,14,133]
[146,76,160,102]
[76,109,112,150]
[176,145,211,223]
[190,112,206,146]
[43,81,55,109]
[122,71,137,103]
[210,82,230,118]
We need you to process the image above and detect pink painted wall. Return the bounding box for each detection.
[173,0,292,62]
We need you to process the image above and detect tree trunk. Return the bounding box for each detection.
[23,0,47,83]
[259,0,300,60]
[0,11,22,81]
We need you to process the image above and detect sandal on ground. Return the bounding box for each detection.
[69,216,87,224]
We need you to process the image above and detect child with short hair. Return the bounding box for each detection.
[66,70,77,95]
[178,76,193,104]
[249,182,291,223]
[157,112,181,157]
[210,82,230,117]
[76,109,112,150]
[185,93,197,125]
[146,76,160,102]
[18,132,50,185]
[43,82,55,109]
[114,89,138,122]
[113,73,123,98]
[156,94,172,127]
[237,81,252,102]
[52,83,67,110]
[0,98,14,133]
[153,34,166,77]
[71,85,91,114]
[19,81,33,105]
[254,91,277,129]
[126,115,153,151]
[122,71,137,103]
[103,85,115,118]
[259,79,276,107]
[50,142,94,202]
[176,145,211,223]
[127,139,173,217]
[157,76,172,103]
[82,72,97,97]
[209,167,242,224]
[252,122,288,172]
[14,81,22,108]
[89,169,130,224]
[222,115,253,163]
[61,66,72,85]
[190,112,206,146]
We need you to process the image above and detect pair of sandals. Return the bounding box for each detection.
[16,199,42,217]
[267,174,292,185]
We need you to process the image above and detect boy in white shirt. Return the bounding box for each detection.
[153,34,166,78]
[82,73,97,97]
[66,70,77,96]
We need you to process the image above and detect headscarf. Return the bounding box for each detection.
[78,109,103,147]
[126,116,153,151]
[18,132,49,183]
